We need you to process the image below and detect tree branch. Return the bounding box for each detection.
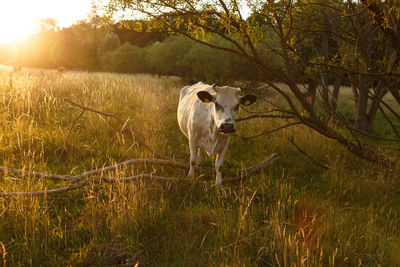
[238,122,301,140]
[0,154,279,196]
[236,114,294,122]
[287,137,329,169]
[64,98,170,159]
[0,174,173,197]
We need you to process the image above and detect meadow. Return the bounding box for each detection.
[0,67,400,266]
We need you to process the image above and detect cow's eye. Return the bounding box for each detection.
[215,103,222,111]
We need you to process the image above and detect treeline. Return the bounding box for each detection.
[0,17,164,71]
[99,34,281,82]
[0,16,280,82]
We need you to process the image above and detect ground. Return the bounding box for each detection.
[0,67,399,266]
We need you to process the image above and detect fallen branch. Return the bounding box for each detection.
[246,153,280,175]
[64,98,169,159]
[0,166,74,181]
[100,118,130,155]
[223,153,280,182]
[0,153,279,196]
[0,174,173,197]
[70,158,190,182]
[288,137,329,169]
[0,158,190,182]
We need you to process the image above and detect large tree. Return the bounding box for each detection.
[96,0,400,167]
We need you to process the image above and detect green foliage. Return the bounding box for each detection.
[100,42,148,73]
[146,35,193,76]
[145,35,274,82]
[97,32,121,61]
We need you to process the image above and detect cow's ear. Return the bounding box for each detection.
[197,91,214,104]
[240,94,257,106]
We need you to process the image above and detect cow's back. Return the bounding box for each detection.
[177,82,212,139]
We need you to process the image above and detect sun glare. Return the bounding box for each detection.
[0,0,92,44]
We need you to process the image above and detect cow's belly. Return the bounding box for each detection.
[197,137,215,157]
[196,134,229,157]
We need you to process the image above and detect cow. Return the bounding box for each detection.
[177,82,257,185]
[57,66,66,74]
[12,65,22,72]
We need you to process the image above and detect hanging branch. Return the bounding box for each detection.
[238,122,301,140]
[236,114,295,122]
[287,137,329,169]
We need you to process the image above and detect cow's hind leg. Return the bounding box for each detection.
[187,139,199,179]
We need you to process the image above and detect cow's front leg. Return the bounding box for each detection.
[215,140,229,185]
[215,152,225,185]
[188,139,198,179]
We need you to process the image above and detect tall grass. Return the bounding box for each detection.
[0,68,399,266]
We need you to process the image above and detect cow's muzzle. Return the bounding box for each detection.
[219,123,235,133]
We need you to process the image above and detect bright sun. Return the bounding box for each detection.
[0,0,92,44]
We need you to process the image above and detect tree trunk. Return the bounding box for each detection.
[321,31,330,107]
[367,79,388,132]
[306,79,317,106]
[352,75,370,132]
[330,69,343,113]
[355,90,369,132]
[301,117,394,169]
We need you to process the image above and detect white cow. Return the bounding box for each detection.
[177,82,257,185]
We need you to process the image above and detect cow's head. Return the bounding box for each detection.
[197,84,257,134]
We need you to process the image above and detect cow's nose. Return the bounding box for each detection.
[219,123,235,133]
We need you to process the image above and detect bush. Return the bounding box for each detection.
[146,36,193,76]
[97,33,121,61]
[100,42,148,73]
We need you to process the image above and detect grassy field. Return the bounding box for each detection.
[0,68,400,266]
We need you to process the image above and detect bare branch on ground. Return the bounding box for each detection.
[0,158,190,182]
[64,98,169,159]
[0,174,173,197]
[0,153,279,197]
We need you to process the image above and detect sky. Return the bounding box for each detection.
[0,0,93,44]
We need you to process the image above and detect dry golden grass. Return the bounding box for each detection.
[0,67,399,266]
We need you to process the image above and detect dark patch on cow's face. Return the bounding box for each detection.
[215,102,223,111]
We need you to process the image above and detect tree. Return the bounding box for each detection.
[96,0,399,167]
[101,42,149,73]
[360,0,400,106]
[97,32,121,62]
